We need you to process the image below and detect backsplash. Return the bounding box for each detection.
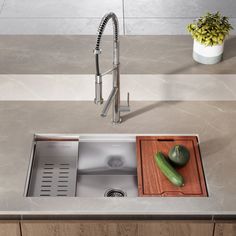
[0,0,235,34]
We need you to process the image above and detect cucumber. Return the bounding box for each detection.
[154,152,184,187]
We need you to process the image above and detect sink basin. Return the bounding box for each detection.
[25,134,138,197]
[77,138,138,197]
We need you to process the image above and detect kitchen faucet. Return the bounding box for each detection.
[93,12,130,124]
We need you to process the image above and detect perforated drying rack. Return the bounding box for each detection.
[26,139,79,197]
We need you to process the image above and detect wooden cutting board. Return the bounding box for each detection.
[136,136,208,197]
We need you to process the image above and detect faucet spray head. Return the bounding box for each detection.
[94,74,103,105]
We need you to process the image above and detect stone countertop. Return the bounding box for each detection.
[0,36,236,74]
[0,101,236,219]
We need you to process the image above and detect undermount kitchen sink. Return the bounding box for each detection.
[25,134,207,198]
[25,134,138,197]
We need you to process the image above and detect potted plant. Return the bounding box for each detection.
[187,12,233,64]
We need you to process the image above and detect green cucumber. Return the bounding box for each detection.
[154,152,184,187]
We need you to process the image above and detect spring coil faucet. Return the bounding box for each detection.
[93,12,130,124]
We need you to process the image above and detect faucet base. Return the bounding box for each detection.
[112,117,122,124]
[94,98,104,105]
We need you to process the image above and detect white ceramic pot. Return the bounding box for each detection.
[193,39,224,64]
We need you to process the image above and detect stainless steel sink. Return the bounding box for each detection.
[77,137,138,197]
[25,134,138,197]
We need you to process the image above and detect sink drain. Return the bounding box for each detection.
[104,188,127,197]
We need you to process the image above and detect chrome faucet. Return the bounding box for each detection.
[93,12,130,124]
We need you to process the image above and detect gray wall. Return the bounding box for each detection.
[0,0,235,34]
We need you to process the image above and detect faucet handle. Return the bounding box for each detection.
[127,92,130,107]
[119,92,130,113]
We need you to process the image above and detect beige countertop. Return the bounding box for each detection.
[0,36,235,74]
[0,101,235,219]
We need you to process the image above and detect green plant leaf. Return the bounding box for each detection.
[186,11,234,46]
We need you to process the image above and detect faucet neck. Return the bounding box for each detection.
[94,12,123,124]
[113,41,119,66]
[95,12,119,52]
